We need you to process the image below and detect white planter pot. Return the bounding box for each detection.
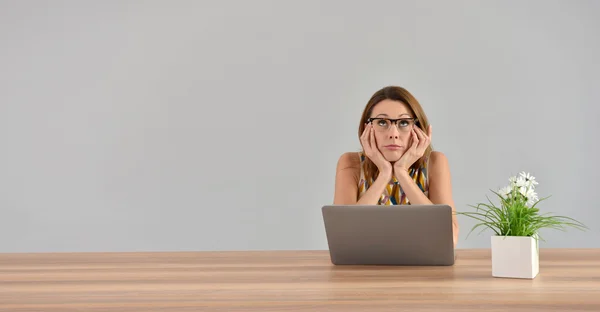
[491,235,539,279]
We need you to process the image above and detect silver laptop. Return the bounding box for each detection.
[322,204,455,266]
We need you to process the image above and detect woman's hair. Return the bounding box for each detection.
[358,86,433,182]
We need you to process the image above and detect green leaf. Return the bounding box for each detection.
[458,183,587,240]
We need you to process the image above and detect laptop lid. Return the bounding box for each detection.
[322,204,455,266]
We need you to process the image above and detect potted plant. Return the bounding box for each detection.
[457,171,587,279]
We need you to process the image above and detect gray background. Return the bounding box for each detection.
[1,0,598,252]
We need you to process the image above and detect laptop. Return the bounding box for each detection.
[322,204,455,266]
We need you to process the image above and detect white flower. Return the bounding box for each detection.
[519,171,533,180]
[519,171,539,188]
[515,176,527,187]
[498,186,512,198]
[518,186,538,206]
[498,172,542,207]
[519,186,528,197]
[526,190,539,206]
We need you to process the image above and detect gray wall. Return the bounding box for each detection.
[1,0,598,252]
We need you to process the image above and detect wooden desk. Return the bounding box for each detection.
[0,249,599,311]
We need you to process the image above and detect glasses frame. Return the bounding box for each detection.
[367,117,419,132]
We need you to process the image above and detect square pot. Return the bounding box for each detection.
[491,235,539,279]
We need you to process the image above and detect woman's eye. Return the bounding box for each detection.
[399,120,409,127]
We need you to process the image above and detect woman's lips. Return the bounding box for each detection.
[384,145,402,150]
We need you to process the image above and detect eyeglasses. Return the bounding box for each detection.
[367,117,418,133]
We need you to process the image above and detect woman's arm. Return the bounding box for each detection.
[333,152,390,205]
[395,151,460,247]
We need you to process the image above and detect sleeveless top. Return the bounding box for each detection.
[357,152,429,205]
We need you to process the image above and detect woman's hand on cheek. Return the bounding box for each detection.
[393,125,432,173]
[361,123,393,177]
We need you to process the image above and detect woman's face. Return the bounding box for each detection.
[368,99,418,162]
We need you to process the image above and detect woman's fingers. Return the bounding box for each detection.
[360,123,368,140]
[362,124,377,158]
[360,123,370,150]
[414,126,426,149]
[369,124,380,157]
[411,129,419,149]
[414,125,430,150]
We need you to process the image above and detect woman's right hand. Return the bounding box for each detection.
[360,123,393,178]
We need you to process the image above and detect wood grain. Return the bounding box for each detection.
[1,249,599,311]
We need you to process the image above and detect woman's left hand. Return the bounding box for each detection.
[394,124,432,173]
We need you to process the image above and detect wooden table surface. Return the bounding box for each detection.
[1,248,599,311]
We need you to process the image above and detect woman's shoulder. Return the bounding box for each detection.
[426,150,450,174]
[428,151,448,164]
[336,151,362,172]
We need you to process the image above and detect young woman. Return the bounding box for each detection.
[333,85,459,247]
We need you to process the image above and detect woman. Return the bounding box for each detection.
[333,85,459,247]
